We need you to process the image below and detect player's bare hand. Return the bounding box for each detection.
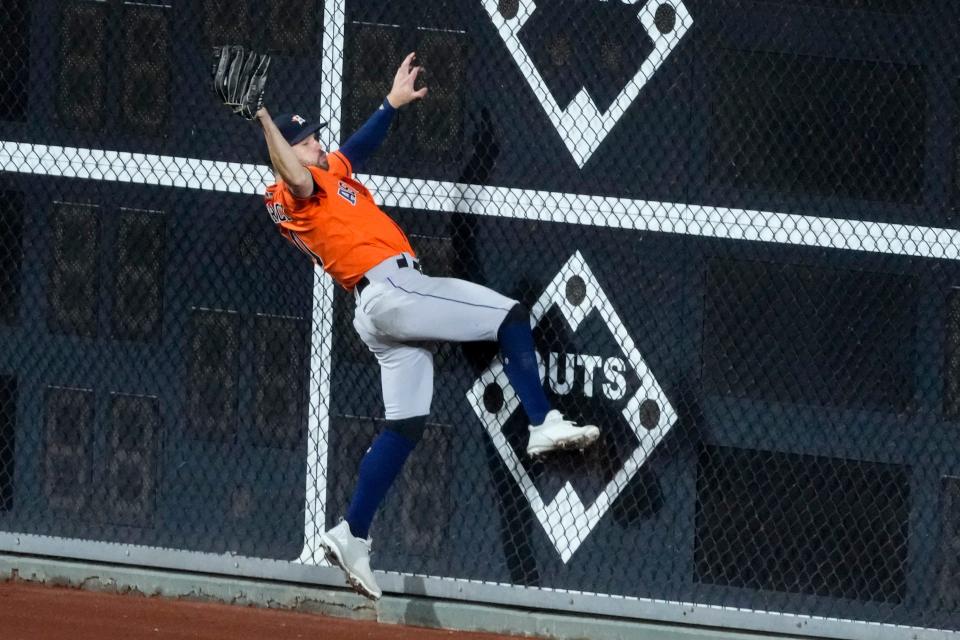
[386,52,428,108]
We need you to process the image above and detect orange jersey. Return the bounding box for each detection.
[263,151,414,289]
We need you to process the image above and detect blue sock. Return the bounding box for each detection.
[498,307,551,426]
[345,430,416,539]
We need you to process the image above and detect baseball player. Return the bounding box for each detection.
[213,47,601,600]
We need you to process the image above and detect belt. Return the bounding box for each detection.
[355,254,421,297]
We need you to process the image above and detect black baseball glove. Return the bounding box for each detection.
[212,45,271,120]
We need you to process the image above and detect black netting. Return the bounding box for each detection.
[1,0,960,636]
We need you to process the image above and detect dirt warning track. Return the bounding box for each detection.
[0,581,526,640]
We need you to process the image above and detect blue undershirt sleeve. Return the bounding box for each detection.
[338,98,396,171]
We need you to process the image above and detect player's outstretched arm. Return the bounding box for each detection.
[339,52,428,171]
[257,106,314,198]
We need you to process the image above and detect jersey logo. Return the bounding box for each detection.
[266,202,291,224]
[337,181,358,205]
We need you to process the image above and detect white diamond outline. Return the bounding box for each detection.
[466,251,678,563]
[481,0,694,168]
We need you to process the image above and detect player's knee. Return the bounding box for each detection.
[385,414,428,444]
[498,303,529,336]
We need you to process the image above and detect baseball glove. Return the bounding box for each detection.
[212,45,271,120]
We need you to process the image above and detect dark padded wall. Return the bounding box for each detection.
[2,0,960,632]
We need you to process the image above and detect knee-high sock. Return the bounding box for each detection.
[498,305,551,426]
[345,429,416,539]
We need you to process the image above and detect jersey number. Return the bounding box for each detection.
[266,202,291,224]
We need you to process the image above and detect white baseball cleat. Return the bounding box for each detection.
[526,410,601,458]
[318,521,382,601]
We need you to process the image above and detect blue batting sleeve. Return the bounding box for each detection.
[338,98,396,171]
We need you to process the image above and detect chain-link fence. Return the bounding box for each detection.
[2,0,960,637]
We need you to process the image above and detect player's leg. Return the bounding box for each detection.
[320,319,433,600]
[495,301,600,456]
[361,272,543,413]
[363,271,599,455]
[345,343,433,541]
[362,271,514,342]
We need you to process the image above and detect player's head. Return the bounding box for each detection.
[271,113,329,170]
